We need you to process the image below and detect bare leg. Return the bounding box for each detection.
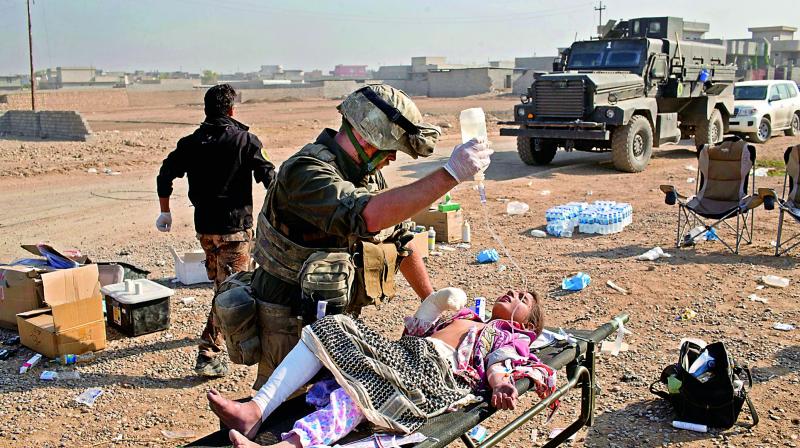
[208,389,262,439]
[229,430,302,448]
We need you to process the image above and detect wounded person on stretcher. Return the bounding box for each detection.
[208,288,557,448]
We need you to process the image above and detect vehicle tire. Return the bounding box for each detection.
[694,109,724,147]
[785,113,800,136]
[517,137,557,166]
[611,115,653,173]
[748,117,771,143]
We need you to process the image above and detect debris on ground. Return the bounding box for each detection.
[530,229,547,238]
[506,201,529,215]
[476,249,499,264]
[762,275,790,288]
[676,308,697,321]
[606,280,628,295]
[748,294,768,303]
[75,387,104,407]
[773,323,795,331]
[636,246,671,261]
[562,272,591,291]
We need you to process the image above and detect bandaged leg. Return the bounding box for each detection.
[252,340,323,422]
[282,387,365,447]
[209,340,322,439]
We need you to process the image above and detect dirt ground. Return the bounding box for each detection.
[0,94,799,448]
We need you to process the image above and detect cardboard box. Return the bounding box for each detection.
[410,232,429,259]
[412,208,464,243]
[0,265,45,329]
[16,264,106,358]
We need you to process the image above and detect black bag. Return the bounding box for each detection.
[649,340,758,429]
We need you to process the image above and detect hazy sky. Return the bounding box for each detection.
[1,0,798,75]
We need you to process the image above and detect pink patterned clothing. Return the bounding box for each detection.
[405,309,557,399]
[282,387,364,448]
[284,308,557,447]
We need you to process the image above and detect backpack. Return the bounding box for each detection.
[650,340,758,429]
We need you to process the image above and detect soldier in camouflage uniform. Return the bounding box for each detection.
[156,84,275,377]
[246,84,493,389]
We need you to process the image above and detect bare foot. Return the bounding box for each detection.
[229,429,262,447]
[208,389,262,439]
[229,429,303,448]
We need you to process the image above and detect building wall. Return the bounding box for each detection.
[428,68,515,97]
[512,69,547,95]
[0,89,130,111]
[0,110,92,140]
[515,56,557,71]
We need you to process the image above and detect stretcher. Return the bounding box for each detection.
[188,313,629,448]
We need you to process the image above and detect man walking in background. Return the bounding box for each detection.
[156,84,275,377]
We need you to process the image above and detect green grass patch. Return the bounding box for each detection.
[754,159,786,177]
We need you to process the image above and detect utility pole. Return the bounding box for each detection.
[26,0,35,111]
[594,1,606,37]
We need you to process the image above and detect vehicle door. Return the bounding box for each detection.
[771,84,790,128]
[785,83,800,120]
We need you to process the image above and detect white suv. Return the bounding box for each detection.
[730,80,800,143]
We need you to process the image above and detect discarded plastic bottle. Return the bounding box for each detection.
[427,227,436,251]
[60,352,95,365]
[462,221,471,244]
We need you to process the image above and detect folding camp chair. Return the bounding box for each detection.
[773,144,800,256]
[188,313,630,448]
[660,138,769,254]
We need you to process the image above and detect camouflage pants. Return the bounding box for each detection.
[197,230,253,358]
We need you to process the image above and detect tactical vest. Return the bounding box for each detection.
[252,143,402,314]
[253,144,350,285]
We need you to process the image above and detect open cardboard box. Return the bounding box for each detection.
[0,265,46,329]
[16,264,106,358]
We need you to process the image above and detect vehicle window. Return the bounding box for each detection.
[777,84,791,100]
[567,40,646,70]
[783,83,798,98]
[648,22,661,35]
[769,85,781,100]
[607,51,641,66]
[631,20,640,34]
[733,85,768,100]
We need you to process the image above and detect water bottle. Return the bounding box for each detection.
[462,221,471,243]
[60,352,95,365]
[688,351,716,378]
[427,227,436,251]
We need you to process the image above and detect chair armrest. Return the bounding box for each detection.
[660,184,685,206]
[758,188,777,211]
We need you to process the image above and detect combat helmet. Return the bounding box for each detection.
[338,85,441,169]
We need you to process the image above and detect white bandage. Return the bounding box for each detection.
[414,288,468,322]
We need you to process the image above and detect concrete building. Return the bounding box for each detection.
[331,65,368,78]
[515,56,557,72]
[489,60,515,69]
[427,67,520,97]
[0,75,24,91]
[704,25,800,80]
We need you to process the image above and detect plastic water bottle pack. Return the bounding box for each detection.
[546,201,633,237]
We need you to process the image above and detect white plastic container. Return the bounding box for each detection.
[101,279,175,336]
[169,247,210,285]
[427,227,436,251]
[462,221,471,243]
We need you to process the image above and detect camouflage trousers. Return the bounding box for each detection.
[197,230,254,358]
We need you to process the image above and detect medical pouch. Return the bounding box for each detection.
[649,340,758,429]
[298,251,356,318]
[213,271,261,365]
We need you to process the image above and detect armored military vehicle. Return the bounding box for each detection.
[500,17,736,172]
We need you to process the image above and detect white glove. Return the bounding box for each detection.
[443,137,493,183]
[414,287,468,322]
[155,212,172,232]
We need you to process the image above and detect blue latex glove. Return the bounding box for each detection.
[562,272,591,291]
[476,249,499,264]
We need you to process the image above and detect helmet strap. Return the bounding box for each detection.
[343,120,387,176]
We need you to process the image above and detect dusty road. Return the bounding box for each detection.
[0,95,799,447]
